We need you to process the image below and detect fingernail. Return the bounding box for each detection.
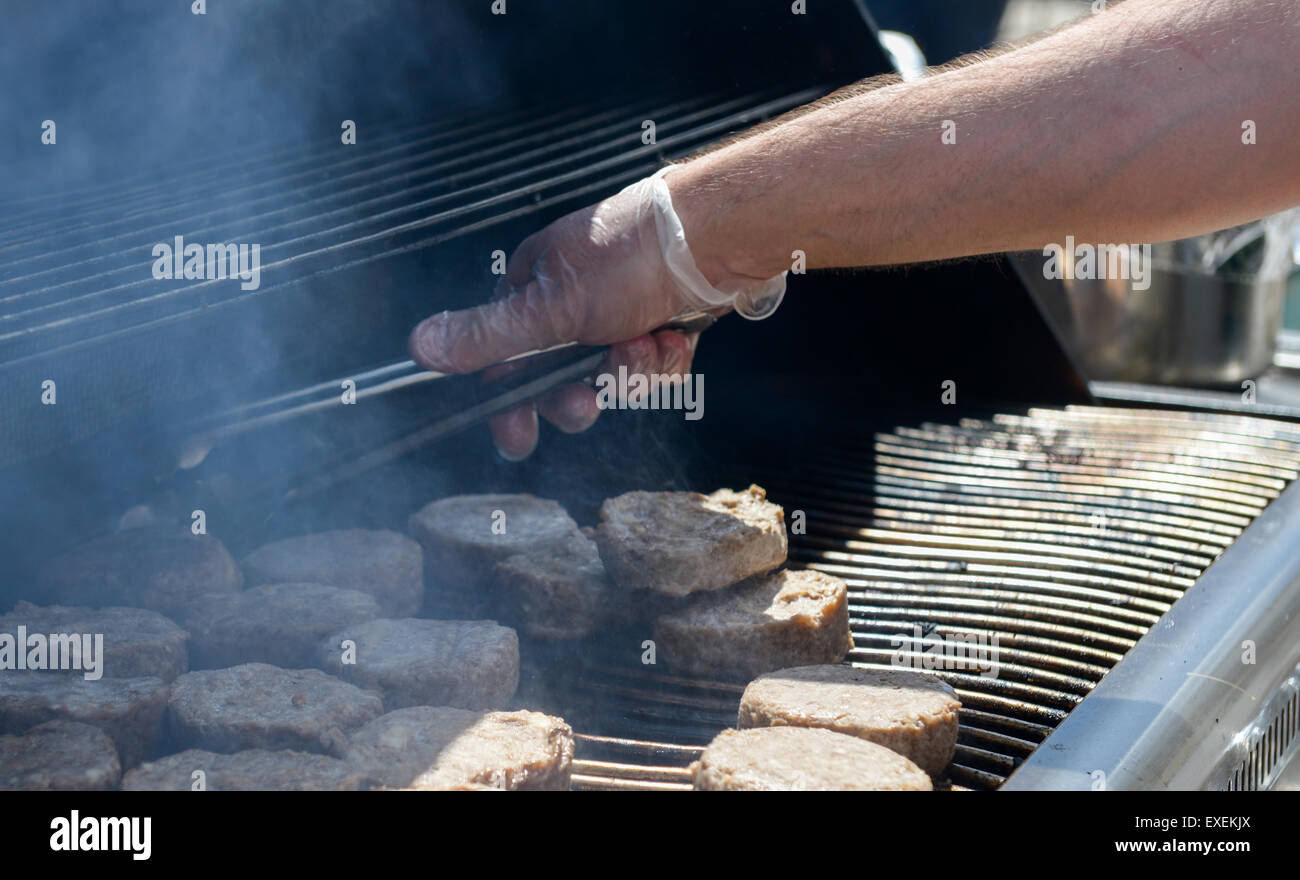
[494,441,531,463]
[409,313,448,367]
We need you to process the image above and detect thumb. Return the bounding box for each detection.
[408,284,577,374]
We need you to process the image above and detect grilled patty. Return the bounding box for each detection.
[37,528,242,619]
[409,493,584,617]
[653,568,852,680]
[738,665,960,776]
[0,720,122,791]
[166,663,383,755]
[0,601,189,682]
[242,529,424,618]
[123,748,370,791]
[595,485,787,597]
[0,673,169,769]
[340,706,573,790]
[181,583,382,670]
[493,529,611,640]
[691,726,932,791]
[313,618,519,711]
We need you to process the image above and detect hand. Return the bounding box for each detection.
[409,174,715,460]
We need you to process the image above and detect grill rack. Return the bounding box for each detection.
[9,44,1297,788]
[0,83,825,363]
[0,81,839,472]
[557,405,1300,790]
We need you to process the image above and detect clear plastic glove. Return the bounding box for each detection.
[408,166,784,460]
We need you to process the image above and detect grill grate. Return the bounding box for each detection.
[0,83,825,363]
[559,405,1300,790]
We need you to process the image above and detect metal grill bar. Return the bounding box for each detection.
[0,84,823,362]
[550,406,1300,790]
[0,91,703,279]
[0,93,695,302]
[0,110,514,245]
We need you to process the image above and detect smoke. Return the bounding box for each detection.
[0,0,504,200]
[0,1,514,602]
[0,0,844,605]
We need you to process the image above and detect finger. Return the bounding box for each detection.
[506,231,545,289]
[488,401,539,461]
[603,333,660,382]
[537,382,600,434]
[490,232,546,302]
[409,279,579,374]
[650,329,697,376]
[479,330,696,435]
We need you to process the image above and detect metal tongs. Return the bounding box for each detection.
[176,311,717,496]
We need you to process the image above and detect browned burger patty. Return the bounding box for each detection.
[691,726,932,791]
[181,583,382,670]
[595,485,787,597]
[313,618,518,710]
[408,493,583,617]
[122,748,370,791]
[737,665,961,776]
[0,673,169,768]
[36,528,242,619]
[493,530,610,640]
[242,529,423,618]
[0,601,189,682]
[0,720,122,790]
[340,706,573,790]
[653,569,852,680]
[166,663,383,755]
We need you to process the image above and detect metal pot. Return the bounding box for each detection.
[1013,244,1285,388]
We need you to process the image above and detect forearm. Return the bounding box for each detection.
[673,0,1300,282]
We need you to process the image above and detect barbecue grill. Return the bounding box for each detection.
[3,0,1299,791]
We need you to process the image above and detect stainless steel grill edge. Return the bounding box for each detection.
[1004,473,1300,791]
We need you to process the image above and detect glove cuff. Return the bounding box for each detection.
[628,165,786,321]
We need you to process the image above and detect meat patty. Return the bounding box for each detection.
[408,493,583,617]
[313,618,518,710]
[37,528,242,619]
[340,706,573,790]
[181,583,382,670]
[653,569,852,680]
[690,726,932,791]
[242,529,423,618]
[0,601,188,682]
[596,485,787,596]
[166,663,383,755]
[122,748,370,791]
[737,665,960,776]
[0,673,169,768]
[0,720,122,790]
[493,530,610,640]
